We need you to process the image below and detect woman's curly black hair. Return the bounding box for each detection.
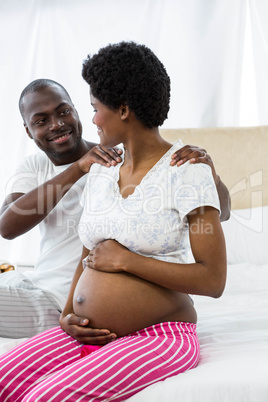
[82,41,170,128]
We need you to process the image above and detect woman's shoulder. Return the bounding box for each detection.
[152,140,210,176]
[89,144,124,178]
[86,162,119,192]
[89,161,119,176]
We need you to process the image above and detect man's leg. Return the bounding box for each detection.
[0,271,61,338]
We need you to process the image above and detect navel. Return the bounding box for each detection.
[76,295,85,304]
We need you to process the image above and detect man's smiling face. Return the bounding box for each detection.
[22,85,82,164]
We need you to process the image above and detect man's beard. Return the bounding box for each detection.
[46,144,79,159]
[44,136,81,160]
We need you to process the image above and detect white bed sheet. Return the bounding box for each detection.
[1,263,267,402]
[0,337,27,355]
[128,262,268,402]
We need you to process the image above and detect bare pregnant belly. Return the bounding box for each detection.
[73,268,197,337]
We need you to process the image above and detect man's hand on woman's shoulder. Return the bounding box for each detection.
[77,145,123,174]
[170,144,219,184]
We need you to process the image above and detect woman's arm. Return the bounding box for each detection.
[88,206,227,298]
[60,245,117,344]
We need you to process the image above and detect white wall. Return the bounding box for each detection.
[0,0,263,264]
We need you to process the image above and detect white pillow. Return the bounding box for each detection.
[221,206,268,265]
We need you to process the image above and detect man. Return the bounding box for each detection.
[0,79,230,339]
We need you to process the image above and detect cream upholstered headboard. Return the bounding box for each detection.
[160,125,268,210]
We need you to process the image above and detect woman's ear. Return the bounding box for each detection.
[120,104,130,120]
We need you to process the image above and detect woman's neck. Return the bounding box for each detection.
[122,128,171,172]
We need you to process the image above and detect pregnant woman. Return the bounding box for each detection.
[0,42,226,402]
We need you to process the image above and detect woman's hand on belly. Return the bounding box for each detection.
[59,312,117,344]
[86,239,129,273]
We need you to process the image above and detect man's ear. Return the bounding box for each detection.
[24,122,33,139]
[120,104,130,120]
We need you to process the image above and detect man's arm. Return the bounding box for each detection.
[170,145,231,221]
[0,163,86,239]
[213,176,231,222]
[0,145,121,239]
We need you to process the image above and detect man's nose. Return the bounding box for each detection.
[49,117,64,130]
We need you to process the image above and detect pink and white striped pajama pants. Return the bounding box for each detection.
[0,322,200,401]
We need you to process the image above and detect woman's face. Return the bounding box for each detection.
[90,93,125,148]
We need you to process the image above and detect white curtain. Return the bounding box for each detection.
[249,0,268,123]
[0,0,264,265]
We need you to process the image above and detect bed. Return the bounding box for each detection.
[1,125,268,401]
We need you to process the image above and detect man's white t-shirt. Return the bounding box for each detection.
[79,141,220,264]
[6,151,86,309]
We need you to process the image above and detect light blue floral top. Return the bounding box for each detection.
[79,140,220,264]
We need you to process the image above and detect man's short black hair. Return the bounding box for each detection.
[82,41,170,128]
[19,79,72,118]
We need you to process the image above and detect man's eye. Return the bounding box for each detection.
[60,109,70,115]
[35,119,45,125]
